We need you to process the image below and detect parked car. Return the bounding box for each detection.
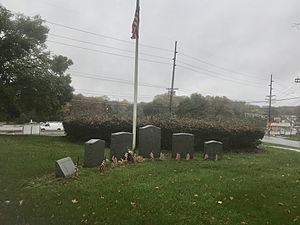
[40,122,64,131]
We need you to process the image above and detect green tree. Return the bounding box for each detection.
[0,6,73,122]
[141,93,187,116]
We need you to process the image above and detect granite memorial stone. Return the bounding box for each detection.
[172,133,194,159]
[55,157,76,178]
[139,125,161,158]
[110,132,132,159]
[84,139,105,168]
[204,140,223,160]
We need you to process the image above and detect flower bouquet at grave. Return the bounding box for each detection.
[134,154,144,163]
[75,156,80,177]
[159,152,165,161]
[99,160,108,172]
[204,153,209,160]
[149,152,154,160]
[186,153,191,160]
[111,156,118,168]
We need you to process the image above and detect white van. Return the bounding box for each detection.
[40,122,64,131]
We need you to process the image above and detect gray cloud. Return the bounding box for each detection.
[2,0,300,106]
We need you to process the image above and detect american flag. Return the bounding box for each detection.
[131,0,140,39]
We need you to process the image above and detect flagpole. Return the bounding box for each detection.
[132,0,139,151]
[132,37,139,150]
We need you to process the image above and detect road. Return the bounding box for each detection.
[262,135,300,148]
[0,124,65,136]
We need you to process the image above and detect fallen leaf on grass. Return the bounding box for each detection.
[229,196,234,201]
[81,219,88,224]
[278,202,284,206]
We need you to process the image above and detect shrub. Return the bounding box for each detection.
[63,116,264,152]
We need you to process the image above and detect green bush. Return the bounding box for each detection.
[63,116,264,152]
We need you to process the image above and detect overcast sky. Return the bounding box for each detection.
[2,0,300,106]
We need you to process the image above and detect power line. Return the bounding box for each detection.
[75,88,153,98]
[178,52,269,82]
[275,96,300,102]
[176,64,266,89]
[70,70,211,96]
[70,70,168,90]
[246,100,267,104]
[47,40,172,66]
[246,96,300,104]
[48,33,171,60]
[45,20,173,53]
[177,60,266,87]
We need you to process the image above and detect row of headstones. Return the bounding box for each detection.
[55,125,223,177]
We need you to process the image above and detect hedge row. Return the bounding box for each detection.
[63,116,264,152]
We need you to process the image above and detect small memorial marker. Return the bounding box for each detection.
[55,157,76,178]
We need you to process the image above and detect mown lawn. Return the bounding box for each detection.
[0,136,300,225]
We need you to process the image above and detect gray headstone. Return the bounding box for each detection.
[55,157,76,178]
[172,133,194,159]
[204,140,223,160]
[139,125,161,158]
[84,139,105,168]
[110,132,132,159]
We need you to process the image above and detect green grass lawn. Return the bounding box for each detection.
[0,136,300,225]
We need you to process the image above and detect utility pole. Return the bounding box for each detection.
[169,41,178,116]
[266,74,274,135]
